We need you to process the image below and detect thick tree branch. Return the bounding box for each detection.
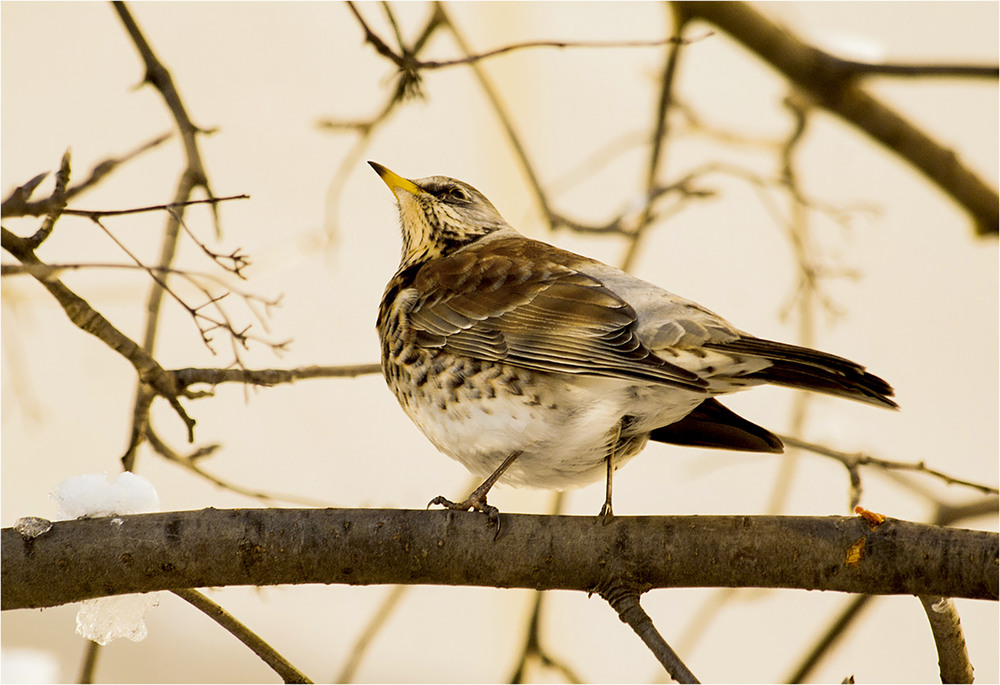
[672,1,999,236]
[3,510,996,611]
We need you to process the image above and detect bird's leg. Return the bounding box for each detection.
[428,450,523,538]
[599,422,623,520]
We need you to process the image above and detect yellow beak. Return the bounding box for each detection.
[369,161,423,196]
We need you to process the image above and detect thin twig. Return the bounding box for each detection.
[146,429,333,507]
[351,0,709,72]
[112,0,220,469]
[172,363,382,390]
[1,171,51,218]
[111,1,214,219]
[620,5,689,273]
[29,150,71,248]
[335,585,409,682]
[435,3,553,229]
[918,596,974,684]
[172,588,313,684]
[1,134,174,220]
[780,435,999,496]
[599,582,699,683]
[1,226,196,439]
[785,595,873,683]
[836,59,998,80]
[319,3,445,245]
[509,588,582,684]
[414,34,713,70]
[77,640,101,684]
[765,92,816,516]
[62,194,248,219]
[671,1,998,235]
[86,216,277,356]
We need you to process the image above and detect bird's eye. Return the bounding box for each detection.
[447,187,470,202]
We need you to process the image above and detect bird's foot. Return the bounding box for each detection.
[427,450,522,540]
[428,492,502,539]
[598,499,615,524]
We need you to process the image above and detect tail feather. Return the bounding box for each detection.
[650,398,784,453]
[707,337,898,409]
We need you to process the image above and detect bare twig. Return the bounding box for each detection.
[28,150,71,248]
[835,59,998,80]
[779,435,999,498]
[172,588,313,684]
[112,0,221,470]
[671,1,999,235]
[413,34,712,70]
[86,216,281,357]
[335,585,409,683]
[599,582,699,683]
[111,2,215,217]
[918,596,974,684]
[347,1,429,100]
[122,384,156,471]
[509,589,582,684]
[351,0,708,72]
[147,429,333,508]
[765,93,817,517]
[1,135,174,221]
[1,226,196,439]
[934,496,1000,527]
[785,594,873,683]
[172,363,381,390]
[77,640,101,684]
[619,4,690,274]
[435,3,553,229]
[61,194,248,219]
[319,3,445,245]
[1,171,51,218]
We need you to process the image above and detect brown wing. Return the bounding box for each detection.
[406,241,708,391]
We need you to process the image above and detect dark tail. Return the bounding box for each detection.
[650,398,784,453]
[706,337,898,409]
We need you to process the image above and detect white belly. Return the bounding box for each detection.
[399,368,705,489]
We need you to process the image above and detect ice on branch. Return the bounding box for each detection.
[53,471,160,520]
[51,472,162,645]
[76,594,161,646]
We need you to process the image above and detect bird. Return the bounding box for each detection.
[370,161,896,530]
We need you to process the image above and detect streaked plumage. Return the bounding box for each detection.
[371,162,895,517]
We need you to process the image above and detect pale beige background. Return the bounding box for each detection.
[2,2,997,683]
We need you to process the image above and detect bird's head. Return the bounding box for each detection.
[370,161,511,267]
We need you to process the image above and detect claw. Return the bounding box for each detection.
[425,450,521,540]
[428,493,503,538]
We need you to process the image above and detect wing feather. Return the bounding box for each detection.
[408,241,706,390]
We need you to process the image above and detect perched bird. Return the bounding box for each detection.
[371,161,895,528]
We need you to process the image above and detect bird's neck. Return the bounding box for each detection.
[397,224,518,270]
